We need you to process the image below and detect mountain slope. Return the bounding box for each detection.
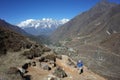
[51,1,120,80]
[0,19,29,36]
[0,19,49,80]
[0,22,32,53]
[51,0,118,42]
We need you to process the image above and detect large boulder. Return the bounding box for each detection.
[31,61,36,66]
[22,63,29,70]
[53,67,67,78]
[40,63,51,71]
[47,75,60,80]
[25,43,32,49]
[23,75,31,80]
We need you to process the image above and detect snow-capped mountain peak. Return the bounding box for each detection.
[17,18,69,35]
[17,18,69,29]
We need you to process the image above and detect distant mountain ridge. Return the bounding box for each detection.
[17,18,69,35]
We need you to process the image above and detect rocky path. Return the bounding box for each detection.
[56,55,106,80]
[24,55,106,80]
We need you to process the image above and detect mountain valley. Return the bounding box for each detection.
[0,0,120,80]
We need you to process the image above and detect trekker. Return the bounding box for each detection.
[77,60,83,74]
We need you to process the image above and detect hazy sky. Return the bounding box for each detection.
[0,0,120,24]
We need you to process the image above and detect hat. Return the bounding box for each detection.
[78,60,82,62]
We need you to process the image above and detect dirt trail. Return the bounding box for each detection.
[56,55,106,80]
[26,67,49,80]
[25,55,106,80]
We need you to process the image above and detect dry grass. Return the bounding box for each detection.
[0,49,29,80]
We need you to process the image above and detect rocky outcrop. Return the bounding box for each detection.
[22,46,43,59]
